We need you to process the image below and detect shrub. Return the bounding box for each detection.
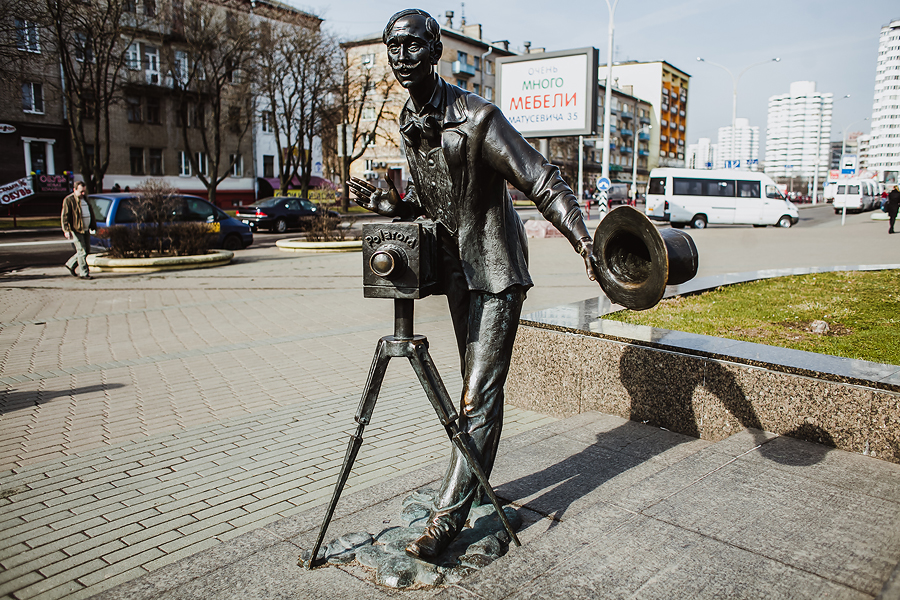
[96,180,217,258]
[304,214,346,242]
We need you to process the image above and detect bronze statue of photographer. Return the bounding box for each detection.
[349,8,599,561]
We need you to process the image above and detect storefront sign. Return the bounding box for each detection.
[0,177,34,205]
[0,124,16,134]
[497,47,598,138]
[32,174,71,194]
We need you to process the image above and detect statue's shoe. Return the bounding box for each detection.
[405,520,454,561]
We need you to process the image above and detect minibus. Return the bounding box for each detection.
[832,179,879,213]
[645,168,799,229]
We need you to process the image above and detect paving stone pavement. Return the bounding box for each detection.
[2,206,897,600]
[0,239,577,600]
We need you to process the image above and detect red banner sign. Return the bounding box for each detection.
[0,177,34,205]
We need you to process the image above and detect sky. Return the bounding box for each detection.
[295,0,897,151]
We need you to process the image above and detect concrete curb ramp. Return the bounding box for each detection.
[276,239,362,253]
[86,250,234,273]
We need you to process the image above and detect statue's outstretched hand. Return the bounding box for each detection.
[348,175,402,217]
[578,238,601,283]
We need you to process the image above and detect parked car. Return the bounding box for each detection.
[235,196,340,233]
[88,193,253,250]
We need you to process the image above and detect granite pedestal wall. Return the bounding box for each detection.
[507,312,900,464]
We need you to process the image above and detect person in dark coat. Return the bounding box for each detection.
[349,9,598,561]
[887,185,900,234]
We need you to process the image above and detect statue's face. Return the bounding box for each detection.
[385,15,435,90]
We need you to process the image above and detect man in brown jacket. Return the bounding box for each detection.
[60,181,96,279]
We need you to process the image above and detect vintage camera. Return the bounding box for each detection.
[362,220,439,299]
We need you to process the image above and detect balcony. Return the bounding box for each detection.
[620,146,633,154]
[639,116,651,125]
[638,149,650,156]
[638,131,650,141]
[452,60,476,77]
[620,128,633,137]
[619,110,633,120]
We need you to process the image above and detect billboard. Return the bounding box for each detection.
[497,47,598,138]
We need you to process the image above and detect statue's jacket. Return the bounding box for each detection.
[400,79,588,295]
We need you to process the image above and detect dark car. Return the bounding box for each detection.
[88,193,253,251]
[235,196,340,233]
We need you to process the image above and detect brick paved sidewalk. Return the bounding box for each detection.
[0,242,567,600]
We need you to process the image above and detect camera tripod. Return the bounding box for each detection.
[306,298,520,568]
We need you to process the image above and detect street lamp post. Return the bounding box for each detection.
[812,94,849,205]
[841,116,869,159]
[598,0,620,219]
[632,125,650,204]
[696,57,780,167]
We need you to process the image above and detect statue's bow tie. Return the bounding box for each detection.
[401,113,441,145]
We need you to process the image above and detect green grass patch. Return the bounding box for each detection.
[604,270,900,365]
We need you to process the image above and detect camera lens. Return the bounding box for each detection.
[370,246,406,278]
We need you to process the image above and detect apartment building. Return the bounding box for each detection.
[1,16,73,215]
[600,60,691,170]
[764,81,833,182]
[586,85,653,192]
[686,138,717,170]
[716,117,759,170]
[867,18,900,184]
[342,12,514,188]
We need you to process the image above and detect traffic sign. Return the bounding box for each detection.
[597,177,611,192]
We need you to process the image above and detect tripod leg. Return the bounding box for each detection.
[407,344,521,547]
[306,338,391,569]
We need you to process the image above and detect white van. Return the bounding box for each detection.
[832,179,878,213]
[645,168,800,229]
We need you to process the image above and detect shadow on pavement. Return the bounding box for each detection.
[0,383,126,415]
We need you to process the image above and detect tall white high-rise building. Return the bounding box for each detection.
[764,81,833,180]
[868,19,900,181]
[686,138,717,169]
[716,118,759,170]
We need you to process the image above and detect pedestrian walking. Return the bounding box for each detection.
[61,181,96,279]
[888,185,900,234]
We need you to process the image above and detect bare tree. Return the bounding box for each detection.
[256,17,339,197]
[171,1,255,206]
[335,49,397,212]
[40,0,141,193]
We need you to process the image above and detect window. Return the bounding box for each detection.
[195,152,207,176]
[847,184,860,194]
[737,180,760,198]
[146,97,161,124]
[766,185,785,200]
[228,106,241,133]
[261,110,273,132]
[145,46,159,84]
[263,155,274,178]
[22,83,44,113]
[123,0,136,12]
[458,51,468,64]
[361,53,375,68]
[456,79,466,90]
[148,148,162,175]
[485,86,493,102]
[126,43,140,70]
[229,154,242,177]
[74,32,92,62]
[473,56,480,71]
[129,147,144,175]
[649,177,666,195]
[473,83,480,95]
[361,104,376,121]
[703,180,734,197]
[673,178,703,196]
[115,199,140,223]
[485,60,493,75]
[173,50,189,84]
[178,151,191,176]
[184,198,215,222]
[126,96,142,122]
[144,0,155,16]
[15,19,40,53]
